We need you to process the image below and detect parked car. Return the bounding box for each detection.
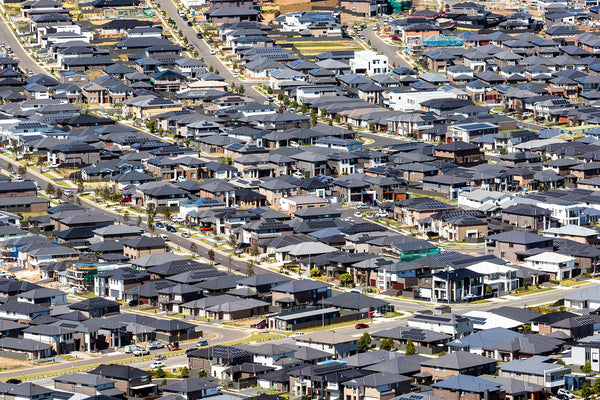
[6,379,21,384]
[355,323,369,329]
[167,226,177,232]
[124,345,141,353]
[156,222,164,228]
[160,234,169,240]
[199,226,213,231]
[148,341,164,350]
[256,322,267,329]
[155,354,167,360]
[209,49,216,55]
[357,204,370,209]
[133,348,150,356]
[128,300,140,307]
[196,340,209,347]
[48,163,59,168]
[375,211,388,218]
[150,361,165,369]
[291,332,305,338]
[196,32,203,39]
[187,21,192,26]
[119,197,131,203]
[181,232,190,238]
[354,211,362,217]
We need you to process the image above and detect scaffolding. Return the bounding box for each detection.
[389,0,412,13]
[422,34,464,47]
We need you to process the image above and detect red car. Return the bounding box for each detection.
[199,226,213,231]
[119,197,131,203]
[355,323,369,329]
[256,322,267,329]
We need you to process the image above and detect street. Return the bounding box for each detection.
[155,0,265,102]
[0,16,45,76]
[362,28,412,69]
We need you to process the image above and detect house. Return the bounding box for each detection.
[349,51,388,77]
[295,331,358,359]
[543,225,599,245]
[342,373,412,400]
[69,297,120,318]
[432,375,505,400]
[89,364,158,397]
[434,141,484,167]
[0,337,52,360]
[94,268,151,300]
[270,280,332,309]
[485,231,554,263]
[419,351,498,382]
[501,204,552,231]
[498,356,569,392]
[0,302,50,323]
[162,377,219,400]
[53,373,121,397]
[122,236,166,260]
[407,313,473,338]
[372,326,451,355]
[524,252,575,281]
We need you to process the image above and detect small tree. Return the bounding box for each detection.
[155,367,166,378]
[162,205,171,220]
[207,248,215,265]
[593,377,600,394]
[310,268,321,277]
[161,378,168,386]
[146,120,156,133]
[380,338,394,351]
[238,84,245,94]
[198,369,207,378]
[312,114,318,126]
[250,244,260,262]
[369,122,376,132]
[190,242,198,256]
[583,360,593,375]
[228,233,237,249]
[227,254,233,273]
[582,382,592,399]
[136,215,142,227]
[358,332,372,353]
[123,211,130,223]
[180,366,189,378]
[18,166,26,176]
[246,261,255,277]
[147,215,155,233]
[46,184,55,197]
[339,273,353,287]
[405,338,416,355]
[55,187,63,199]
[146,203,156,219]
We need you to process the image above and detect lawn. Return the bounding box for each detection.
[220,332,281,346]
[293,41,362,56]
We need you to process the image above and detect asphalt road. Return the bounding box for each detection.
[0,156,267,276]
[362,28,412,69]
[155,0,265,103]
[0,323,248,380]
[0,16,45,76]
[361,132,407,148]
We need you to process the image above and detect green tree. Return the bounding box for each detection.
[405,338,416,355]
[369,122,376,132]
[335,114,341,124]
[358,332,371,353]
[147,215,155,233]
[18,166,26,176]
[162,205,171,220]
[238,84,245,94]
[486,284,492,293]
[207,248,215,265]
[155,367,166,378]
[312,114,318,126]
[198,369,207,378]
[161,378,168,386]
[190,242,198,256]
[228,233,237,249]
[46,184,55,197]
[180,366,189,378]
[146,120,156,133]
[136,215,142,227]
[593,377,600,394]
[250,244,260,262]
[583,360,593,375]
[380,338,394,351]
[310,269,321,277]
[267,86,274,94]
[123,211,130,223]
[582,382,592,399]
[146,203,156,219]
[55,187,63,199]
[339,273,353,287]
[321,108,328,118]
[277,93,284,101]
[246,261,255,277]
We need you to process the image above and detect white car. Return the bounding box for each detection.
[177,176,186,182]
[48,163,59,168]
[291,332,305,338]
[150,361,165,369]
[209,49,216,55]
[354,211,362,217]
[159,234,169,241]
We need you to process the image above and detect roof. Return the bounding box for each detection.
[432,375,502,393]
[271,280,331,293]
[499,356,568,375]
[420,351,497,369]
[321,292,389,310]
[296,331,357,344]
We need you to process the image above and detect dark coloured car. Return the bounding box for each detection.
[187,21,192,26]
[6,379,21,384]
[167,226,177,232]
[196,32,202,39]
[128,300,140,307]
[156,222,164,228]
[256,322,267,329]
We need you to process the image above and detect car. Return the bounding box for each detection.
[196,340,209,347]
[357,204,370,209]
[172,216,184,223]
[133,348,150,356]
[354,211,362,217]
[160,234,169,240]
[181,232,190,238]
[233,73,238,78]
[344,217,354,222]
[119,197,131,203]
[291,332,305,338]
[48,162,60,168]
[199,226,213,231]
[6,379,21,384]
[359,34,365,39]
[148,341,164,350]
[128,299,140,307]
[372,26,377,30]
[156,222,164,228]
[155,354,167,360]
[256,322,267,329]
[375,211,388,218]
[197,32,203,39]
[209,49,216,55]
[355,323,369,329]
[124,345,141,353]
[167,226,177,232]
[187,21,192,26]
[13,174,21,180]
[150,361,165,369]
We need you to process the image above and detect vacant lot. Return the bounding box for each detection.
[293,40,362,56]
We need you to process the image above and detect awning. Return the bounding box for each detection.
[130,384,158,391]
[100,388,124,397]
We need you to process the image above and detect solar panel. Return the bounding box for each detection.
[468,316,487,325]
